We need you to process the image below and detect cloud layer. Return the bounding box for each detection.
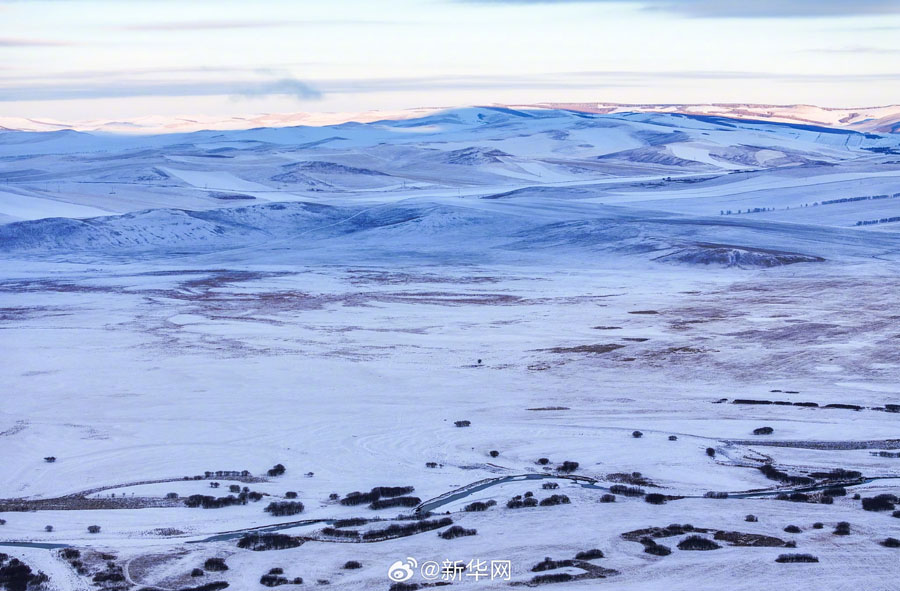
[462,0,900,18]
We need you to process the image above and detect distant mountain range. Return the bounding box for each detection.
[2,103,899,135]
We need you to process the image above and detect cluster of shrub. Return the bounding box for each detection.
[264,501,305,516]
[759,464,814,486]
[362,517,453,541]
[861,494,898,512]
[677,535,721,551]
[0,553,49,590]
[774,491,834,504]
[177,582,229,591]
[260,567,302,587]
[639,538,671,556]
[506,492,571,509]
[202,470,251,479]
[237,533,302,551]
[607,472,651,486]
[531,557,573,572]
[370,497,421,510]
[856,216,900,227]
[267,464,286,477]
[184,489,263,509]
[645,493,667,505]
[60,548,87,576]
[464,500,497,512]
[609,485,644,497]
[775,554,818,563]
[340,486,415,507]
[733,399,820,407]
[556,461,579,474]
[92,561,126,585]
[205,558,228,572]
[321,527,361,539]
[439,525,477,539]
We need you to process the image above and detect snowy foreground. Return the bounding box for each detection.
[1,107,900,591]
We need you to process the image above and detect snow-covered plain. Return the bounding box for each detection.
[1,107,900,591]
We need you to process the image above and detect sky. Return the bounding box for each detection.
[2,0,900,120]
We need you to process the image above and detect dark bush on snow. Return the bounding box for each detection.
[454,420,471,428]
[704,491,728,499]
[341,486,415,506]
[556,461,579,474]
[489,450,499,458]
[439,525,477,539]
[92,570,126,583]
[389,584,420,591]
[87,525,101,534]
[507,496,539,509]
[542,482,559,490]
[44,456,56,463]
[464,500,496,512]
[810,468,861,481]
[645,493,667,505]
[677,535,721,551]
[531,573,574,585]
[284,491,297,499]
[861,494,897,512]
[321,527,360,539]
[204,558,228,572]
[343,561,362,569]
[745,514,758,522]
[893,510,900,518]
[753,427,774,435]
[784,525,801,533]
[268,568,283,575]
[0,555,50,591]
[264,501,304,516]
[819,495,834,505]
[600,494,616,503]
[706,447,716,457]
[369,497,421,510]
[236,533,301,551]
[371,486,415,498]
[812,522,824,529]
[362,518,453,541]
[823,486,846,497]
[267,464,286,477]
[639,537,672,556]
[260,574,289,587]
[191,568,204,577]
[644,543,672,556]
[539,494,571,507]
[759,463,813,486]
[574,549,604,560]
[185,494,247,509]
[609,485,644,497]
[668,435,678,441]
[833,522,851,536]
[775,554,818,563]
[632,431,643,438]
[61,549,80,560]
[531,557,574,572]
[176,583,229,591]
[537,458,550,465]
[881,537,900,548]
